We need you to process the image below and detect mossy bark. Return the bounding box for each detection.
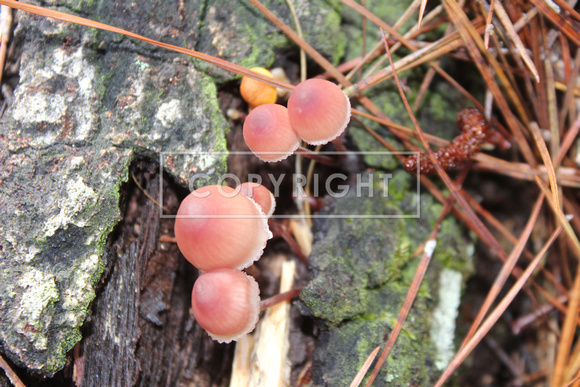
[0,0,343,378]
[299,172,474,386]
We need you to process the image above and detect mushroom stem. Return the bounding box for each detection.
[295,146,336,166]
[259,287,304,311]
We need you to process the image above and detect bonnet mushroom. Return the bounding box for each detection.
[191,268,260,343]
[238,182,276,217]
[287,78,351,145]
[174,185,272,271]
[242,103,300,162]
[240,67,277,109]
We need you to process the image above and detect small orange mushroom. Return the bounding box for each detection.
[240,67,277,108]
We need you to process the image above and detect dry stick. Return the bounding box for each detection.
[413,6,459,112]
[349,346,381,387]
[460,193,544,348]
[418,0,428,27]
[566,338,580,384]
[483,5,536,117]
[552,0,580,21]
[488,21,538,121]
[442,0,537,168]
[434,225,564,386]
[259,287,303,311]
[529,17,550,131]
[352,20,485,93]
[0,0,295,91]
[341,0,514,145]
[472,154,580,188]
[0,354,26,387]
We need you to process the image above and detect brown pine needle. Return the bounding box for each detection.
[442,0,537,167]
[131,173,169,213]
[493,0,540,82]
[0,354,26,387]
[529,122,560,209]
[528,0,580,46]
[367,30,506,386]
[434,225,564,386]
[460,194,544,348]
[248,0,349,86]
[349,346,380,387]
[554,238,580,386]
[483,0,496,49]
[0,0,294,90]
[418,0,428,28]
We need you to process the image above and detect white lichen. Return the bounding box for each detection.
[44,176,97,237]
[15,268,59,351]
[430,268,463,370]
[155,99,183,128]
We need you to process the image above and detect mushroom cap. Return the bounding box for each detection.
[238,182,276,217]
[175,185,272,271]
[191,268,260,343]
[287,79,351,145]
[243,104,300,162]
[240,67,277,108]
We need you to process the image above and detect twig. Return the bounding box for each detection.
[0,354,26,387]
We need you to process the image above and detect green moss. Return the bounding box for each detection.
[301,171,474,385]
[44,328,82,375]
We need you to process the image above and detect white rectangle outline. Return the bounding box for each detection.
[159,151,421,219]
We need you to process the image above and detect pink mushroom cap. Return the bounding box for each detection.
[287,79,351,145]
[243,104,300,162]
[238,182,276,217]
[191,268,260,343]
[175,185,272,271]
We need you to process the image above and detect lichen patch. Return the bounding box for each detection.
[15,268,59,351]
[155,99,183,128]
[430,268,463,370]
[44,176,97,237]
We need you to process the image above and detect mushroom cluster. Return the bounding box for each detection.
[242,78,351,162]
[175,183,275,343]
